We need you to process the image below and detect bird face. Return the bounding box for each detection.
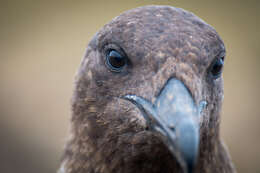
[72,5,225,173]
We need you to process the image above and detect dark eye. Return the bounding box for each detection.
[106,50,126,72]
[210,57,224,79]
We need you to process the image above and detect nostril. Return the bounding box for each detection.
[169,124,176,132]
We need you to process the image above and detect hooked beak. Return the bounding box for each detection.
[123,78,206,173]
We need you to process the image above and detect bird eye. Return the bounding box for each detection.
[210,57,224,79]
[106,49,126,72]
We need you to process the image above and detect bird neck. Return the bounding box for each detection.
[60,116,235,173]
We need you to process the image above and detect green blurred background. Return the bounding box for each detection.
[0,0,259,172]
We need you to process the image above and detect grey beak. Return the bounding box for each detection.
[123,78,202,173]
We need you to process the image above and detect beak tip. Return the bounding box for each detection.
[177,119,199,173]
[185,155,197,173]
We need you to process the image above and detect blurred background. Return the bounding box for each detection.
[0,0,259,172]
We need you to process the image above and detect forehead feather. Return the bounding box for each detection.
[92,6,224,72]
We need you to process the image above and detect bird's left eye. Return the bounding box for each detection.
[106,50,126,72]
[210,57,224,79]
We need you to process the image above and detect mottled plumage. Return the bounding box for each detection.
[58,5,235,173]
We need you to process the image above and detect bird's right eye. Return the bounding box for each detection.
[210,57,224,79]
[106,49,126,72]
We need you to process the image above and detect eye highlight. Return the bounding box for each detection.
[106,49,126,72]
[210,57,224,79]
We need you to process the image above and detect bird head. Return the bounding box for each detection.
[67,5,225,173]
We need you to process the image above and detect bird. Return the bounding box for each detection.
[58,5,236,173]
